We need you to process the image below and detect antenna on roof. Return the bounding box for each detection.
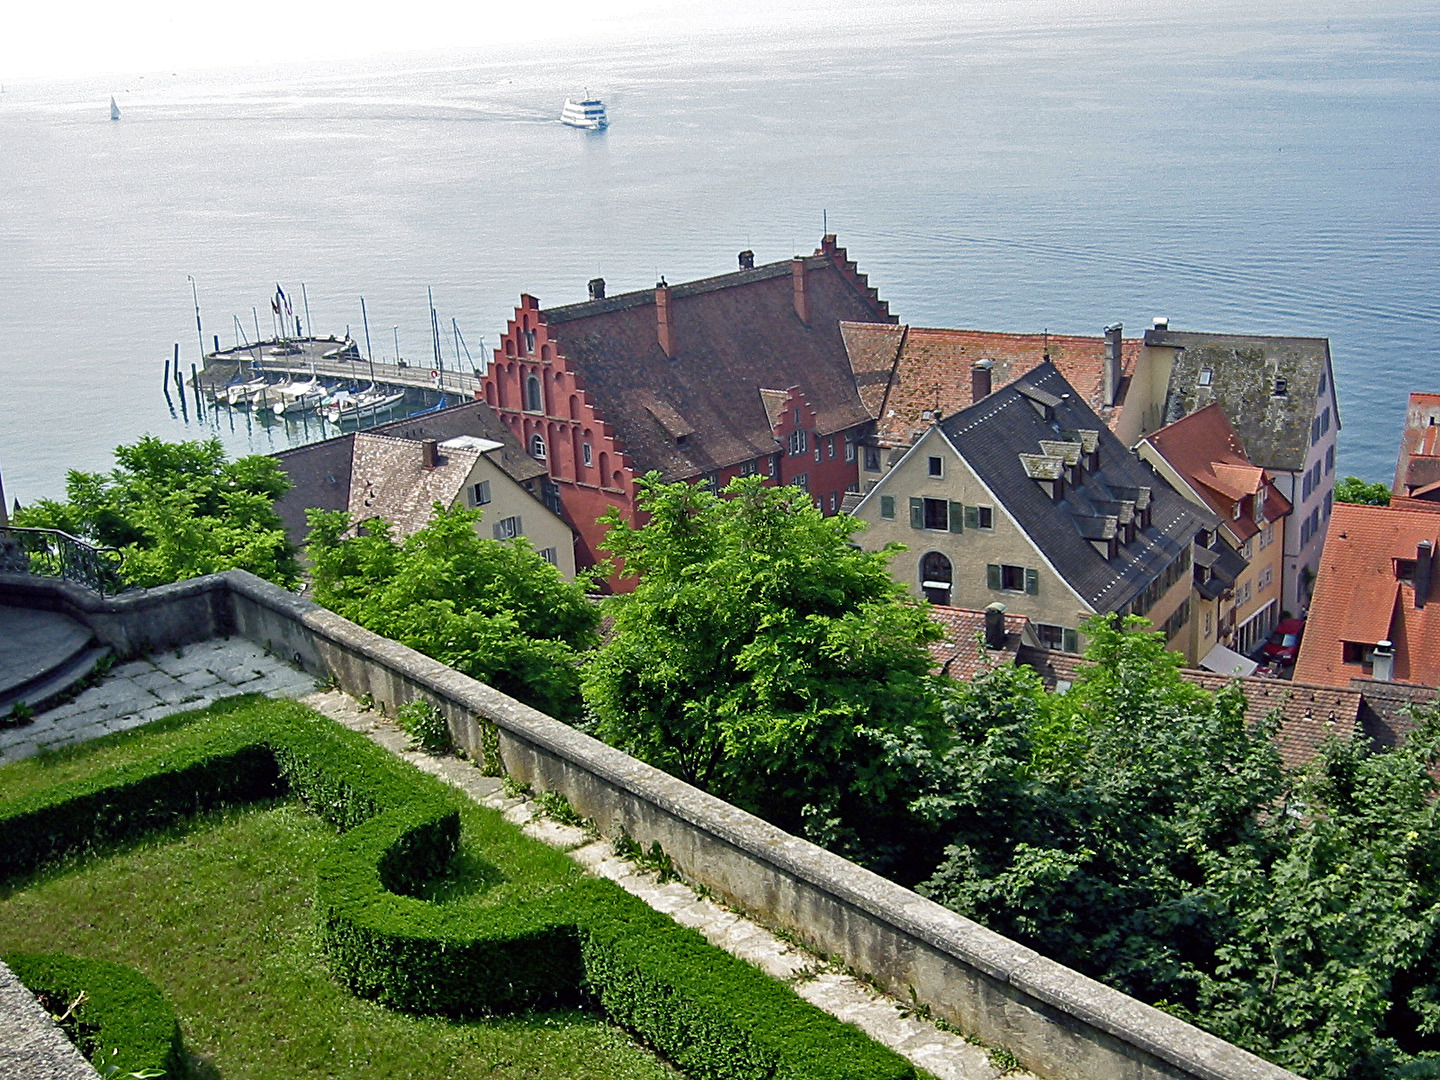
[1042,329,1050,362]
[823,208,827,235]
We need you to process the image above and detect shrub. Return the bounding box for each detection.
[0,697,915,1080]
[395,699,453,755]
[5,952,183,1078]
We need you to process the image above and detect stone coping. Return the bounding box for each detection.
[0,958,100,1080]
[0,569,1301,1080]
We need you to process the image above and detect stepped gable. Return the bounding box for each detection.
[1018,645,1361,769]
[1151,329,1334,474]
[1295,501,1440,689]
[840,324,1140,448]
[537,238,895,480]
[1393,392,1440,496]
[939,362,1212,614]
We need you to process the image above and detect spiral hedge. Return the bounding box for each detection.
[0,697,916,1080]
[4,951,184,1078]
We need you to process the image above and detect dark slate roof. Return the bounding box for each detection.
[1149,329,1334,474]
[939,363,1215,614]
[539,241,895,479]
[272,400,541,546]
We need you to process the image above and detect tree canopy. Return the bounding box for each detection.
[13,435,297,588]
[915,616,1440,1079]
[306,503,599,721]
[582,474,951,877]
[1335,475,1392,505]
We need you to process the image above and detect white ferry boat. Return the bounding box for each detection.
[560,96,608,130]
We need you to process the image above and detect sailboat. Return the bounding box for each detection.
[109,97,120,121]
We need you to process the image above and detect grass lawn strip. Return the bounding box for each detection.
[0,695,918,1080]
[309,689,1027,1080]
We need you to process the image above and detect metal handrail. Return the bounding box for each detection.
[0,526,126,595]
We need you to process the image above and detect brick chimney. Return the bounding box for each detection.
[1416,540,1433,608]
[655,280,674,358]
[1104,323,1123,407]
[738,250,754,270]
[588,277,605,300]
[421,439,439,469]
[791,257,809,326]
[971,359,993,403]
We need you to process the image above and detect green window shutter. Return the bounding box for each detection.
[987,564,1001,590]
[964,504,979,530]
[909,497,924,529]
[1062,628,1078,653]
[880,495,895,520]
[1025,567,1039,595]
[949,501,964,533]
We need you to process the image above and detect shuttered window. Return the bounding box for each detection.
[880,495,895,520]
[988,563,1038,595]
[949,501,964,533]
[910,497,924,529]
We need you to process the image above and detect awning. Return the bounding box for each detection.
[1199,642,1258,677]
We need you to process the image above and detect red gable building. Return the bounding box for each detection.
[481,237,896,576]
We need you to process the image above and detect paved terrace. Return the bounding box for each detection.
[0,641,1020,1080]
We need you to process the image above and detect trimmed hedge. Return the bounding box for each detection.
[5,951,184,1078]
[0,698,917,1080]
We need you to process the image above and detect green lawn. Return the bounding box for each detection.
[0,705,678,1080]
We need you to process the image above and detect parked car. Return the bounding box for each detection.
[1262,617,1306,665]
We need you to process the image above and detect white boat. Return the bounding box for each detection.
[270,377,322,416]
[324,388,405,425]
[110,96,119,121]
[560,96,607,130]
[222,378,268,406]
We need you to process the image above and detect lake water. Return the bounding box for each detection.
[2,0,1437,505]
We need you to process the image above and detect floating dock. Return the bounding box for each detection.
[196,337,485,400]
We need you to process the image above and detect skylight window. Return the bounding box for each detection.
[1198,369,1212,386]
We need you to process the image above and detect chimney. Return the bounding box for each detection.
[421,439,439,469]
[971,359,993,403]
[1372,640,1395,682]
[1152,317,1169,331]
[738,250,755,270]
[1417,540,1434,608]
[984,603,1007,650]
[791,257,809,326]
[588,277,605,300]
[655,280,674,358]
[1103,323,1123,407]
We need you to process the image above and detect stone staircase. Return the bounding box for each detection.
[0,606,112,722]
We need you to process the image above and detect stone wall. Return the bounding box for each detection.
[0,570,1300,1080]
[0,958,101,1080]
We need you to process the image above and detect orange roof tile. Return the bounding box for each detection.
[840,324,1139,447]
[927,605,1028,680]
[1142,403,1291,541]
[1294,502,1440,689]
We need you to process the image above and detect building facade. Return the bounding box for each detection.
[852,363,1212,660]
[480,237,896,578]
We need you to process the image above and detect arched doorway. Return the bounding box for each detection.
[920,551,953,606]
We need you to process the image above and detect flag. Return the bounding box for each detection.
[276,284,292,318]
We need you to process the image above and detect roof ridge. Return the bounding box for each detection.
[541,258,807,323]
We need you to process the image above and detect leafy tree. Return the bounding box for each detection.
[306,503,599,721]
[14,435,297,588]
[582,474,951,877]
[915,615,1440,1079]
[1335,475,1391,505]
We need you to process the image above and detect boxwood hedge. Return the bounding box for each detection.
[4,951,184,1078]
[0,698,916,1080]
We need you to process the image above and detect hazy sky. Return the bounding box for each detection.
[2,0,939,82]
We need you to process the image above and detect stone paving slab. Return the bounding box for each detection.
[0,958,100,1080]
[0,639,321,766]
[302,688,1027,1080]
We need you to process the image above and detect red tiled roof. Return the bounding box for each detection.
[927,605,1028,679]
[1143,402,1291,542]
[1294,502,1440,688]
[1018,646,1361,769]
[538,239,894,480]
[839,325,1140,448]
[1393,392,1440,495]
